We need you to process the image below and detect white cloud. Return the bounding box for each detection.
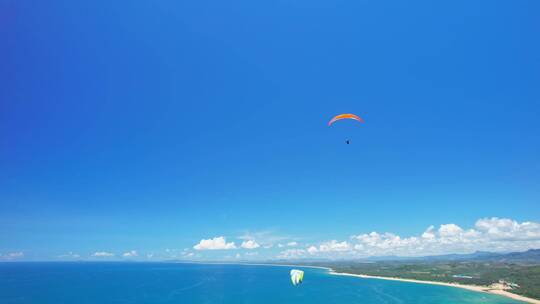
[193,236,236,250]
[346,217,540,257]
[241,240,260,249]
[162,248,183,258]
[354,232,413,251]
[319,240,351,252]
[307,246,318,254]
[1,252,24,260]
[475,218,540,240]
[58,252,80,259]
[238,230,291,249]
[277,249,306,259]
[93,251,114,257]
[439,224,463,237]
[422,225,436,239]
[189,217,540,260]
[122,250,138,258]
[280,217,540,259]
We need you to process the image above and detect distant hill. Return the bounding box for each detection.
[482,248,540,263]
[268,249,540,265]
[364,249,540,264]
[419,251,501,261]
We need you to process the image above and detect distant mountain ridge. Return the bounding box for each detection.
[366,249,540,263]
[486,248,540,263]
[269,249,540,265]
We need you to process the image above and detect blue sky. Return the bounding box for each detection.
[1,1,539,261]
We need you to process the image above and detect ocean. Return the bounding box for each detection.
[0,263,523,304]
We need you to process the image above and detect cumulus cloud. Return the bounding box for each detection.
[277,249,306,259]
[241,240,260,249]
[297,241,351,257]
[93,251,114,257]
[278,217,540,259]
[319,240,351,252]
[1,252,24,260]
[194,236,236,250]
[122,250,138,258]
[475,218,540,240]
[58,252,80,259]
[421,225,436,239]
[238,230,290,248]
[287,242,298,247]
[307,246,318,254]
[438,224,463,237]
[348,217,540,257]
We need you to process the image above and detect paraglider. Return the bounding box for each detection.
[290,269,304,286]
[328,113,364,126]
[328,113,364,144]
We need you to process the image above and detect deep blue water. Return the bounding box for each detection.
[0,263,524,304]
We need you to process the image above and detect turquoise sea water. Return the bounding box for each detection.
[0,263,524,304]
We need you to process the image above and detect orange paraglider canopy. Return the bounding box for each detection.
[328,113,364,126]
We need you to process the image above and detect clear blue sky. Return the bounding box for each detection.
[1,1,539,260]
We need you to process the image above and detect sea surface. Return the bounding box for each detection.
[0,262,524,304]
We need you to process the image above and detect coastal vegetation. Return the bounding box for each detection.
[298,250,540,300]
[324,261,540,300]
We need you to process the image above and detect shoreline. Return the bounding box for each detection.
[329,271,540,304]
[13,261,537,303]
[184,262,539,303]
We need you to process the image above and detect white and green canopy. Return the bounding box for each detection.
[290,269,304,286]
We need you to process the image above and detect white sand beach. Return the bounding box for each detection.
[329,271,540,304]
[199,262,540,303]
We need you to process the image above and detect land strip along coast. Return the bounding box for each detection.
[328,271,540,304]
